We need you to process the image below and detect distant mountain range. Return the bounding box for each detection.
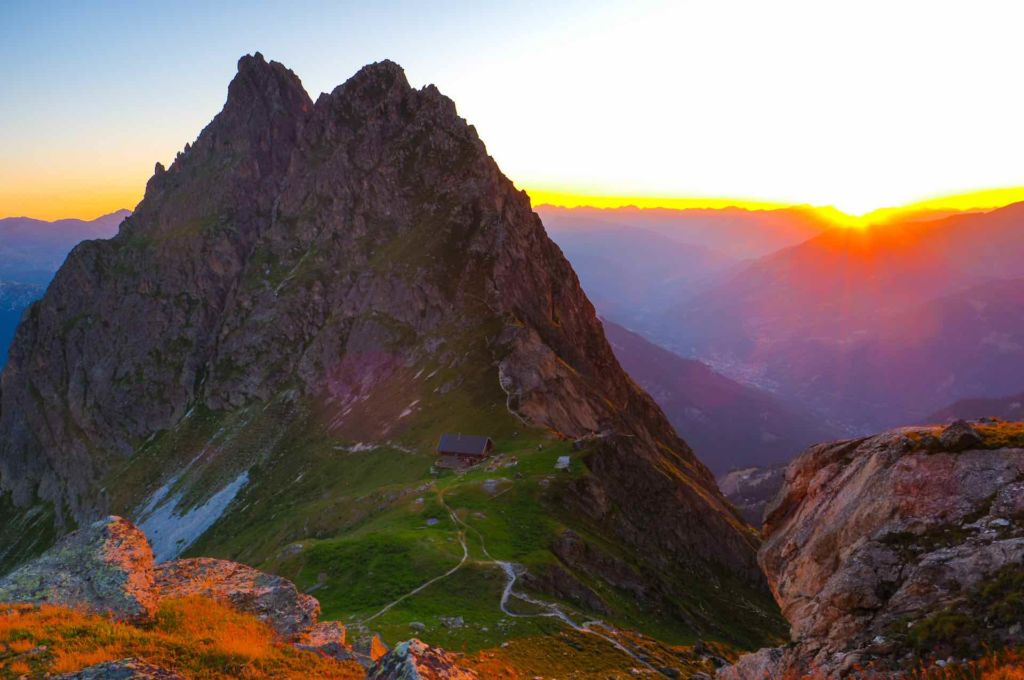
[541,205,833,330]
[0,210,129,283]
[603,320,837,472]
[550,202,1024,432]
[929,390,1024,422]
[539,204,834,260]
[0,210,128,366]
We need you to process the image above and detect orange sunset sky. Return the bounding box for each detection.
[3,1,1024,222]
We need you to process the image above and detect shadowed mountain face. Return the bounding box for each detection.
[603,320,837,473]
[0,54,782,649]
[640,205,1024,431]
[0,211,128,368]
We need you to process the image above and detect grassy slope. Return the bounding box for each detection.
[10,296,784,672]
[0,495,59,576]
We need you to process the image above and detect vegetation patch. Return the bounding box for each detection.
[901,564,1024,659]
[0,494,58,575]
[0,597,363,679]
[974,420,1024,450]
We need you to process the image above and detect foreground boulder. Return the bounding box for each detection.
[154,557,319,638]
[0,516,156,621]
[57,658,184,679]
[721,420,1024,677]
[0,516,351,653]
[367,638,478,679]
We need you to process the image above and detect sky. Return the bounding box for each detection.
[3,0,1024,220]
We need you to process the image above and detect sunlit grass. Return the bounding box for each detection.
[0,597,364,679]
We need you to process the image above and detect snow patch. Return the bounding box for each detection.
[399,399,420,419]
[136,470,249,562]
[334,442,378,453]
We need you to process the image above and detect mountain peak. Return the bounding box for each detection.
[226,51,310,114]
[236,50,266,71]
[349,58,408,86]
[322,58,413,114]
[0,56,779,648]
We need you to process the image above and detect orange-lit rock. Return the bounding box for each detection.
[0,516,157,622]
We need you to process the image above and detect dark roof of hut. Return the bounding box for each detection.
[436,433,493,456]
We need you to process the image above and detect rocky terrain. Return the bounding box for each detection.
[0,52,784,666]
[716,465,786,525]
[720,418,1024,677]
[0,515,484,678]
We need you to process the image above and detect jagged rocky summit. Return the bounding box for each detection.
[720,419,1024,678]
[0,52,778,646]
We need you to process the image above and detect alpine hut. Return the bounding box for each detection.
[435,433,494,469]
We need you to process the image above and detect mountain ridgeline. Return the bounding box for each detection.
[0,54,782,650]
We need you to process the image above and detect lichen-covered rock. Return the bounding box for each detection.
[367,638,478,679]
[56,658,184,679]
[0,515,355,656]
[0,516,156,621]
[153,557,319,638]
[294,620,357,661]
[722,423,1024,677]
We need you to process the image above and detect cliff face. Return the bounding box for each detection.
[722,419,1024,677]
[0,54,312,520]
[0,54,774,642]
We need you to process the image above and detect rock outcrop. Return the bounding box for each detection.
[294,621,354,661]
[154,557,319,638]
[367,638,478,680]
[57,658,184,679]
[0,516,352,654]
[0,516,156,621]
[721,420,1024,677]
[0,52,767,618]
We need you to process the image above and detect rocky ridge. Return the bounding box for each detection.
[0,52,775,646]
[720,419,1024,677]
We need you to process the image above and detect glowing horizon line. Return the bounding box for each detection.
[8,185,1024,227]
[523,186,1024,229]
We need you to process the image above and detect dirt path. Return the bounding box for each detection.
[357,488,468,625]
[448,490,663,674]
[356,477,665,675]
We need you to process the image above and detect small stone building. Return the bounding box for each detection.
[435,433,494,469]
